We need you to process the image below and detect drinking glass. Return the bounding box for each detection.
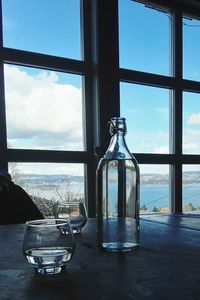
[23,219,75,275]
[57,202,87,234]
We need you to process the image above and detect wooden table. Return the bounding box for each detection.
[0,216,200,300]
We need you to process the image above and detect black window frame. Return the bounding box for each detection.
[0,0,200,216]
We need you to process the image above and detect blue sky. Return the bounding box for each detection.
[2,0,200,175]
[2,0,81,60]
[119,0,169,75]
[119,0,200,158]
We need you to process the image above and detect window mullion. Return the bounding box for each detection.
[170,8,183,213]
[82,0,96,217]
[0,0,7,170]
[95,0,120,145]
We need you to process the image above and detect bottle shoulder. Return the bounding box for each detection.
[104,134,135,159]
[97,156,139,169]
[103,150,133,160]
[97,133,139,165]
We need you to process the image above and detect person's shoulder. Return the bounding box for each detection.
[0,171,14,190]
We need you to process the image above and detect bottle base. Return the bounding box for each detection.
[100,242,139,252]
[35,265,66,275]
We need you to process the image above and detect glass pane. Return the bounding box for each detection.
[8,162,85,218]
[183,165,200,214]
[183,17,200,81]
[120,83,170,153]
[119,0,170,75]
[183,92,200,154]
[4,64,84,151]
[2,0,81,60]
[140,165,170,214]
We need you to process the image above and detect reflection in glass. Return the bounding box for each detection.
[120,83,170,154]
[4,64,84,151]
[140,165,169,214]
[119,0,170,75]
[8,162,85,218]
[56,202,87,234]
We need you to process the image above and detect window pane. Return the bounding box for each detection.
[120,83,170,153]
[8,162,85,218]
[4,64,84,151]
[119,0,170,75]
[183,92,200,154]
[140,165,170,214]
[183,165,200,214]
[2,0,81,60]
[183,17,200,81]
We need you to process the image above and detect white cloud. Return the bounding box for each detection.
[187,112,200,125]
[184,142,200,152]
[10,162,84,176]
[183,129,200,153]
[4,65,83,150]
[126,129,169,154]
[153,146,169,154]
[140,164,169,175]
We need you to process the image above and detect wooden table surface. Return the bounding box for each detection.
[0,216,200,300]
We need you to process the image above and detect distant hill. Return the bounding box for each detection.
[16,174,84,186]
[14,170,200,186]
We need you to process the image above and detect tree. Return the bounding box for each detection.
[140,204,148,211]
[152,206,160,213]
[9,162,21,183]
[9,164,84,218]
[184,202,197,211]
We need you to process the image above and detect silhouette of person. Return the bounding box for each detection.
[0,171,44,224]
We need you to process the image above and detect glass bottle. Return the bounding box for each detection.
[96,117,140,252]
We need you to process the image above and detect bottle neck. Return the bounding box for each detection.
[104,130,132,160]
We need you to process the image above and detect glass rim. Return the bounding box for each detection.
[111,117,126,122]
[25,218,70,227]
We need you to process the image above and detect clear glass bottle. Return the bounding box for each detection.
[96,117,140,252]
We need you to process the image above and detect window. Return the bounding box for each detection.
[140,165,170,214]
[1,0,200,217]
[119,0,170,75]
[118,0,200,214]
[120,83,170,154]
[183,91,200,154]
[183,16,200,81]
[0,0,94,216]
[2,0,81,59]
[183,165,200,213]
[4,64,84,151]
[8,162,85,218]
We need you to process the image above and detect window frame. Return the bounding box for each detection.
[117,0,200,213]
[0,0,200,216]
[0,0,96,217]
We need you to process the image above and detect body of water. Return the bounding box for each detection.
[141,184,200,211]
[24,182,200,213]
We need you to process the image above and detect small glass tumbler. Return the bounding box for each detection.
[57,202,87,234]
[23,219,75,275]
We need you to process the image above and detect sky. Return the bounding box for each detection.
[4,65,83,151]
[2,0,200,175]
